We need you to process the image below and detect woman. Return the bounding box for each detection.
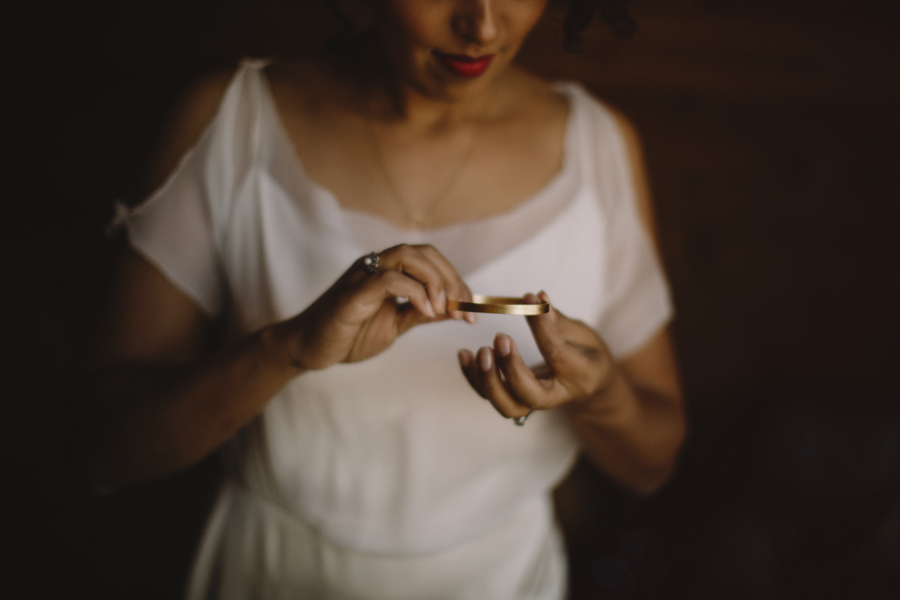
[84,1,685,597]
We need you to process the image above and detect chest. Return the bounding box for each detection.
[273,95,568,230]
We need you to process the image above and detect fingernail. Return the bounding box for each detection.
[457,349,470,367]
[523,292,538,303]
[539,290,550,303]
[478,348,492,371]
[495,334,511,357]
[465,311,477,324]
[424,299,436,318]
[437,290,447,314]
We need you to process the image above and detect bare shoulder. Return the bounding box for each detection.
[598,102,661,253]
[500,66,569,128]
[104,69,238,366]
[490,67,570,180]
[262,59,313,105]
[146,68,236,191]
[263,57,343,118]
[598,102,648,186]
[603,103,644,155]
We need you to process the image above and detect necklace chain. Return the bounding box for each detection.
[366,119,481,229]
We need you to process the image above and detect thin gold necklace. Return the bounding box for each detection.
[365,118,481,230]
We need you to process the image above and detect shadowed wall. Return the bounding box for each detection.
[4,1,899,598]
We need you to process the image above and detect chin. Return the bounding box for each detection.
[410,60,503,103]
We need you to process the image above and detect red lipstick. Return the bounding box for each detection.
[433,52,494,78]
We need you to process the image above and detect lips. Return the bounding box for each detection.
[433,52,494,78]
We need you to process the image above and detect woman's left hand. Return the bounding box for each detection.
[457,291,617,422]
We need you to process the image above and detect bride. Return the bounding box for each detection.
[83,1,685,597]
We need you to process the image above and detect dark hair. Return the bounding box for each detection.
[325,0,635,52]
[557,0,636,51]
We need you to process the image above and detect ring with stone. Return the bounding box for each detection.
[513,414,529,426]
[362,252,379,274]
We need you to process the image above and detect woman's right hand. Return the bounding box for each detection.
[280,244,475,371]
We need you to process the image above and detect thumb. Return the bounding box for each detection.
[524,291,573,371]
[527,291,602,348]
[396,299,441,335]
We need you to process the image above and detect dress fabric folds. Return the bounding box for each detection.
[122,60,673,599]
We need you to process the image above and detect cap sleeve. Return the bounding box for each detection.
[586,97,674,358]
[122,123,226,317]
[113,59,270,317]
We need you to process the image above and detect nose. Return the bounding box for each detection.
[453,0,499,46]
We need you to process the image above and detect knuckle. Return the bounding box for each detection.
[543,341,567,365]
[522,391,548,410]
[562,368,599,400]
[381,270,415,295]
[571,381,594,401]
[450,280,468,296]
[379,269,400,286]
[443,282,461,301]
[382,244,410,269]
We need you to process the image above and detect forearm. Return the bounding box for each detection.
[82,324,304,493]
[567,369,686,496]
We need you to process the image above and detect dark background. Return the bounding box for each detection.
[4,1,899,598]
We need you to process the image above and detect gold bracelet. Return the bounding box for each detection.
[446,295,550,316]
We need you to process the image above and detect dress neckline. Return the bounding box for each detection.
[253,66,584,237]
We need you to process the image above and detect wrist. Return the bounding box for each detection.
[259,320,309,376]
[567,369,638,428]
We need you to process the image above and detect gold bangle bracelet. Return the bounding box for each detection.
[446,295,550,316]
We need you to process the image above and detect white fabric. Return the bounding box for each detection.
[123,59,673,599]
[188,482,566,600]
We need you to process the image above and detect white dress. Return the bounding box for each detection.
[122,60,673,600]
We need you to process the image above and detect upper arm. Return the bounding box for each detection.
[93,70,236,369]
[92,247,214,369]
[618,327,683,411]
[143,69,235,194]
[607,108,683,407]
[607,107,662,258]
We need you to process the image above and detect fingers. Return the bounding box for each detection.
[493,333,566,409]
[373,244,475,323]
[457,349,486,399]
[415,245,476,323]
[524,291,593,379]
[457,335,563,421]
[526,291,612,398]
[472,345,532,420]
[351,268,436,323]
[300,245,473,369]
[375,245,443,316]
[457,293,614,422]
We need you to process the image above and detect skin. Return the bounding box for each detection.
[84,0,685,496]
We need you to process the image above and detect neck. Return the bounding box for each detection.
[341,31,502,132]
[392,77,501,132]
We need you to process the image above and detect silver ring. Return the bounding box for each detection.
[513,414,529,426]
[363,252,379,274]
